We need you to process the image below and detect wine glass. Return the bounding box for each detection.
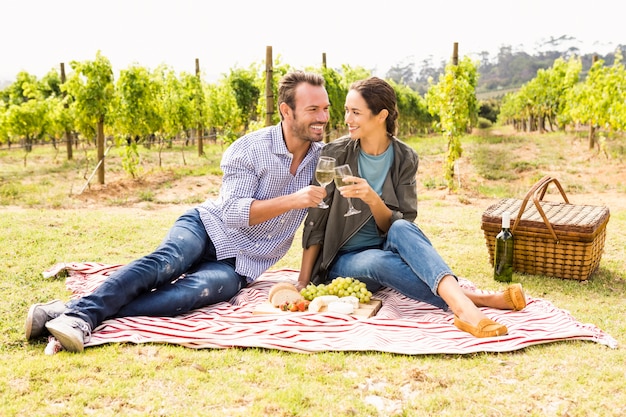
[314,156,336,209]
[334,164,361,217]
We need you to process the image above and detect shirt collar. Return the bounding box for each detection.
[271,123,291,156]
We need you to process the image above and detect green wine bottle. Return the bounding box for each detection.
[494,211,514,282]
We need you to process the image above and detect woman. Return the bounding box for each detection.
[297,77,525,338]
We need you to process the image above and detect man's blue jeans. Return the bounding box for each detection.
[328,219,453,310]
[66,209,247,329]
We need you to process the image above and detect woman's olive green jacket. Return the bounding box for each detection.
[302,135,419,284]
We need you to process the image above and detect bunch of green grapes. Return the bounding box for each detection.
[300,277,372,303]
[300,283,330,301]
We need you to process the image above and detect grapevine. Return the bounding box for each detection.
[300,277,372,303]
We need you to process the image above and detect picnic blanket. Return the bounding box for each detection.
[43,262,618,354]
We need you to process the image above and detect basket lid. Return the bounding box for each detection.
[482,198,610,236]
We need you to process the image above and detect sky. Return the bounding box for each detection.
[1,0,622,84]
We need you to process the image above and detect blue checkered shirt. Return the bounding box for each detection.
[197,123,322,281]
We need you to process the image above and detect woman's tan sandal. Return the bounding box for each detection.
[503,283,526,311]
[454,315,508,338]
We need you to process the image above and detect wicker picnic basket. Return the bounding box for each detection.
[481,176,610,280]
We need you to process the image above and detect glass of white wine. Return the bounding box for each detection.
[333,164,361,217]
[315,156,336,209]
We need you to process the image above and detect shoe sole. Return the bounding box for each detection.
[24,300,63,340]
[454,315,508,337]
[46,322,85,353]
[25,304,39,340]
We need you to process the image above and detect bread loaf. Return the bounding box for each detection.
[268,283,302,307]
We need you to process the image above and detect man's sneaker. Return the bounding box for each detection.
[25,300,66,340]
[45,314,91,353]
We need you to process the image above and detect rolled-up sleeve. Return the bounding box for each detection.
[197,123,322,281]
[219,145,258,228]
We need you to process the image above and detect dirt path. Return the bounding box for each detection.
[22,130,625,214]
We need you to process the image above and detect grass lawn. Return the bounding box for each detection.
[1,127,625,416]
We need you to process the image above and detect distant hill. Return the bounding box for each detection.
[386,43,626,100]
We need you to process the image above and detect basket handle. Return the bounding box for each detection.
[511,175,569,242]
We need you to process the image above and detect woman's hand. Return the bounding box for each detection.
[338,175,376,205]
[339,175,393,232]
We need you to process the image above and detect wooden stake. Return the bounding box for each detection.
[196,58,204,156]
[589,55,598,150]
[265,46,274,126]
[452,42,459,65]
[60,62,73,160]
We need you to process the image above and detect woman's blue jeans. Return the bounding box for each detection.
[66,209,247,329]
[328,219,454,310]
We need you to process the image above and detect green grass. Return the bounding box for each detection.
[1,130,626,416]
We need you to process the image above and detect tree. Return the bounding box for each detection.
[391,80,432,135]
[5,92,50,162]
[385,63,415,86]
[426,56,478,188]
[152,65,193,164]
[566,51,626,149]
[63,51,115,184]
[0,101,8,146]
[204,76,243,145]
[321,66,348,138]
[113,65,162,177]
[46,92,74,155]
[39,69,63,99]
[227,66,261,134]
[179,71,206,156]
[2,71,52,163]
[505,56,581,133]
[2,71,38,106]
[339,64,372,87]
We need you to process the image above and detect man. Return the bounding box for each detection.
[25,71,330,352]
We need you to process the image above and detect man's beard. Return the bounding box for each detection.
[290,116,325,143]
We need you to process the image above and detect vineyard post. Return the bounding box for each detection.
[59,62,73,160]
[452,42,460,188]
[589,55,598,150]
[265,46,274,127]
[452,42,459,65]
[196,58,204,156]
[97,117,105,184]
[322,52,330,143]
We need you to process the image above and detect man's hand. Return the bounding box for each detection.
[248,185,327,225]
[292,185,327,209]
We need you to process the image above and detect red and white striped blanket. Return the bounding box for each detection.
[43,262,618,354]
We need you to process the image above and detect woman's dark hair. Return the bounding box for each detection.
[278,71,326,120]
[349,77,398,136]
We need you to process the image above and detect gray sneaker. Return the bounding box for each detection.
[25,300,66,340]
[45,314,91,353]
